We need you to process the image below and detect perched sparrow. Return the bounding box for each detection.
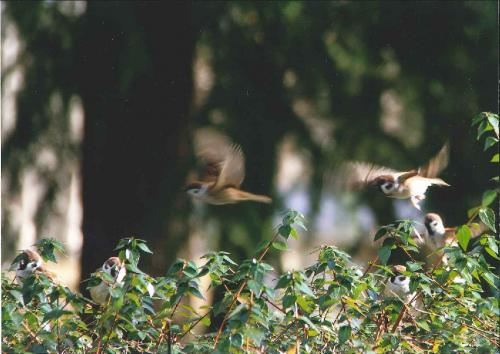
[186,130,272,205]
[384,265,413,302]
[424,213,457,250]
[12,250,56,285]
[383,265,423,317]
[337,143,450,210]
[89,257,126,305]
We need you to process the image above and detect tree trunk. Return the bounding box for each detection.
[77,2,194,284]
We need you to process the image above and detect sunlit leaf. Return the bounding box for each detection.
[456,225,472,251]
[479,208,496,232]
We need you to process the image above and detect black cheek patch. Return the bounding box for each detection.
[19,260,27,270]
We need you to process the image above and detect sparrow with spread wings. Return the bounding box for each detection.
[337,143,450,210]
[185,130,272,205]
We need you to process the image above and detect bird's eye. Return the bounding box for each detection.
[431,221,438,226]
[386,183,393,188]
[31,261,38,268]
[110,267,117,278]
[397,275,406,282]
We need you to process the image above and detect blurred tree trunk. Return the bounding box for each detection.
[77,2,194,282]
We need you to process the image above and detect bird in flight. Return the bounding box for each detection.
[185,129,272,205]
[336,143,450,210]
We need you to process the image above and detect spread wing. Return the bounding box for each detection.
[194,128,245,189]
[212,144,245,190]
[331,162,400,191]
[418,142,449,178]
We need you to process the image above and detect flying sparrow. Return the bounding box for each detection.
[12,249,56,285]
[89,257,127,305]
[186,130,272,205]
[337,143,450,210]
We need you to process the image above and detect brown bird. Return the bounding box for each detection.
[12,249,56,285]
[337,143,450,210]
[89,257,126,305]
[186,130,272,205]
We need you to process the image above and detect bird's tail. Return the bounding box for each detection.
[236,190,272,204]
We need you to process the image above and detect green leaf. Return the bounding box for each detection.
[485,247,500,260]
[491,153,499,163]
[290,228,299,240]
[481,272,497,288]
[247,280,262,297]
[416,320,430,331]
[374,227,386,241]
[487,236,498,255]
[137,243,153,254]
[42,309,72,323]
[230,333,243,348]
[282,294,296,308]
[456,225,472,251]
[406,262,422,272]
[479,208,496,232]
[279,225,292,238]
[484,136,498,151]
[487,113,499,137]
[338,325,351,345]
[378,245,392,265]
[200,315,211,327]
[272,240,288,251]
[296,295,313,313]
[482,190,498,207]
[275,274,291,289]
[189,286,205,300]
[467,206,480,218]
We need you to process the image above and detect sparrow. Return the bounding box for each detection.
[89,257,126,305]
[11,249,56,285]
[383,265,424,316]
[383,265,413,302]
[424,213,457,250]
[185,130,272,205]
[337,143,450,210]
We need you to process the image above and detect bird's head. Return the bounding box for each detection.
[424,213,445,237]
[185,182,207,198]
[389,265,410,288]
[372,175,397,195]
[14,250,42,276]
[102,257,126,282]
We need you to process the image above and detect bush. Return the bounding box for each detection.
[2,113,498,353]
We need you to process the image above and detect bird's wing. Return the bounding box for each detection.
[396,170,419,183]
[194,128,245,189]
[332,162,399,191]
[213,144,245,190]
[418,142,449,178]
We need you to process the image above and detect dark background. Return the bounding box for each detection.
[2,1,498,288]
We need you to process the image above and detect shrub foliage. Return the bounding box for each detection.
[2,114,499,353]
